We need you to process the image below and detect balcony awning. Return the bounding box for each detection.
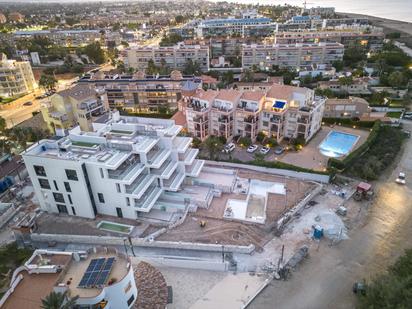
[272,100,286,109]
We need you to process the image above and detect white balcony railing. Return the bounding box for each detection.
[147,149,171,169]
[163,172,185,192]
[125,174,155,198]
[134,186,162,212]
[152,160,178,179]
[185,159,204,177]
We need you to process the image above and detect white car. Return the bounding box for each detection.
[260,146,270,154]
[223,143,235,153]
[247,144,258,153]
[395,172,406,185]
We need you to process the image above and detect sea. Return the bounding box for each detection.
[220,0,412,23]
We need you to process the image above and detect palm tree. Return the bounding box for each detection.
[41,291,78,309]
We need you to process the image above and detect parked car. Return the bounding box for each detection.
[395,172,406,185]
[260,146,270,154]
[353,282,366,295]
[274,146,285,155]
[23,101,33,106]
[223,143,235,153]
[247,144,258,153]
[403,114,412,120]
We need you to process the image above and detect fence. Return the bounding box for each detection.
[204,161,330,183]
[30,233,255,254]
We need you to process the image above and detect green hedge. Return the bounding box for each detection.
[328,121,381,171]
[322,117,376,128]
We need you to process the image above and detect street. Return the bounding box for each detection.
[249,121,412,309]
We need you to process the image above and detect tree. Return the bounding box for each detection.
[159,33,183,47]
[343,45,367,68]
[241,70,254,82]
[183,59,201,75]
[175,15,185,24]
[39,74,57,91]
[387,71,406,88]
[146,59,158,75]
[338,76,353,86]
[0,116,6,133]
[238,136,252,147]
[41,291,78,309]
[191,137,202,149]
[83,42,106,64]
[222,71,234,86]
[202,136,224,160]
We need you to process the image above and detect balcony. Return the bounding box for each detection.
[180,148,198,165]
[152,160,178,179]
[163,171,185,191]
[125,172,155,198]
[193,116,208,123]
[173,137,191,153]
[147,147,171,169]
[188,103,208,113]
[134,185,162,212]
[218,116,233,123]
[297,117,309,124]
[244,115,258,123]
[108,162,145,184]
[185,159,205,177]
[79,99,103,112]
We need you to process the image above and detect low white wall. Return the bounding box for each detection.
[30,233,255,254]
[205,161,330,183]
[132,256,228,272]
[0,204,18,229]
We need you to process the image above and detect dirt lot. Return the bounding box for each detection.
[157,168,316,250]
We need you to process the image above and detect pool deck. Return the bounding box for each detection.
[271,125,370,171]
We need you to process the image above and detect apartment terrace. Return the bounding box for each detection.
[125,171,156,198]
[163,170,185,191]
[152,159,178,179]
[179,148,198,165]
[146,146,171,169]
[185,159,205,177]
[173,136,191,153]
[133,184,163,211]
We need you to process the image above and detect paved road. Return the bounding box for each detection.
[249,121,412,309]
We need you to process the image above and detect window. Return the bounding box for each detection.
[34,165,46,177]
[71,207,76,215]
[127,294,135,306]
[53,192,65,203]
[68,194,73,204]
[116,183,121,193]
[64,182,71,192]
[126,197,130,206]
[57,204,68,214]
[116,207,123,218]
[99,168,104,178]
[65,169,78,181]
[98,193,105,203]
[53,180,59,191]
[38,178,50,189]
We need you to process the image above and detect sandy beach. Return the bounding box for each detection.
[338,12,412,47]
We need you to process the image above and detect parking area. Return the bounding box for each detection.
[219,125,370,171]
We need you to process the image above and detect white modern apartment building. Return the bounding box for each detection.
[0,53,37,98]
[274,26,384,50]
[0,247,137,309]
[125,44,210,72]
[185,84,325,143]
[23,111,205,219]
[242,42,344,70]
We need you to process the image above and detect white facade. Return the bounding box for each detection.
[242,42,344,70]
[125,44,210,72]
[23,111,204,219]
[0,53,37,98]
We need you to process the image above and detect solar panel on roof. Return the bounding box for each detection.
[78,257,116,288]
[272,101,286,109]
[95,257,116,287]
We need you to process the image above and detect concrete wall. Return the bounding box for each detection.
[131,256,228,272]
[30,233,255,254]
[0,204,19,229]
[204,161,330,183]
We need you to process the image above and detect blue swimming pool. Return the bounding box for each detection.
[319,131,359,158]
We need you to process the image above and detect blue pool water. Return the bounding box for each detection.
[319,131,359,158]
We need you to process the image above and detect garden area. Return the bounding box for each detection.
[0,243,33,298]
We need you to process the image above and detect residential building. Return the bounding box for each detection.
[8,12,24,23]
[318,78,372,95]
[41,84,109,135]
[0,13,6,24]
[324,97,371,118]
[125,44,210,72]
[12,30,105,47]
[196,17,277,38]
[77,70,201,112]
[298,64,336,78]
[185,84,325,143]
[0,53,37,98]
[23,111,205,219]
[0,247,137,309]
[274,26,384,50]
[286,15,321,27]
[302,7,335,18]
[242,42,344,70]
[322,18,369,29]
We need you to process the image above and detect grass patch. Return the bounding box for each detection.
[357,248,412,308]
[99,222,131,233]
[345,125,404,180]
[71,141,99,148]
[385,111,402,118]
